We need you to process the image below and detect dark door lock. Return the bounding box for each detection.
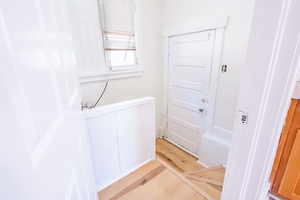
[221,64,228,72]
[239,110,248,125]
[198,108,204,113]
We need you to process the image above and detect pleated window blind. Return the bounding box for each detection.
[99,0,137,71]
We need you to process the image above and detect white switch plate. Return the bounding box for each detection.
[238,110,248,125]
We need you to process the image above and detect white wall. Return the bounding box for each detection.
[80,0,164,132]
[161,0,256,131]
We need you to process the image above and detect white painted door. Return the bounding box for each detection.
[166,31,216,154]
[0,1,97,200]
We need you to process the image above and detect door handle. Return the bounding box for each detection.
[198,108,205,113]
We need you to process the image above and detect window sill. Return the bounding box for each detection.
[79,69,144,84]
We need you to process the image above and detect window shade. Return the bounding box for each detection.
[101,0,135,33]
[99,0,137,70]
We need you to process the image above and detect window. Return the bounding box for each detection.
[104,31,137,71]
[100,0,138,71]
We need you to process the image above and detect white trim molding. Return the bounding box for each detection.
[162,16,229,37]
[292,80,300,99]
[95,159,154,192]
[83,97,155,118]
[157,112,167,138]
[79,69,144,84]
[197,126,232,167]
[211,126,233,145]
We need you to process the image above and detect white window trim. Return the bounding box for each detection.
[110,64,139,72]
[79,68,143,84]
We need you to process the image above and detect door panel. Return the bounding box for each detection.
[0,0,97,199]
[169,104,203,125]
[167,30,215,154]
[172,67,211,86]
[173,33,214,67]
[271,100,300,200]
[279,130,300,200]
[170,87,206,106]
[168,117,200,149]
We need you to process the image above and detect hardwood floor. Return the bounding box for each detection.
[99,138,225,200]
[156,138,225,200]
[156,138,204,173]
[99,160,206,200]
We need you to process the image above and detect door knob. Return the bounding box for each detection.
[198,108,204,113]
[201,99,207,103]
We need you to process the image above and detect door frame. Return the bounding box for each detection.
[162,17,228,154]
[222,0,300,199]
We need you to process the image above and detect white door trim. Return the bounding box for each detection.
[206,28,226,131]
[222,0,300,199]
[162,16,229,37]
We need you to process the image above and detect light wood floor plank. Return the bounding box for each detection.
[99,160,162,200]
[156,138,225,200]
[99,160,206,200]
[110,165,166,200]
[120,169,206,200]
[156,138,204,172]
[99,138,225,200]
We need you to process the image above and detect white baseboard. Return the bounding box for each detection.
[162,136,220,169]
[197,159,211,168]
[163,137,199,159]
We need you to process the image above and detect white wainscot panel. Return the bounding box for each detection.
[83,97,156,191]
[85,113,120,190]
